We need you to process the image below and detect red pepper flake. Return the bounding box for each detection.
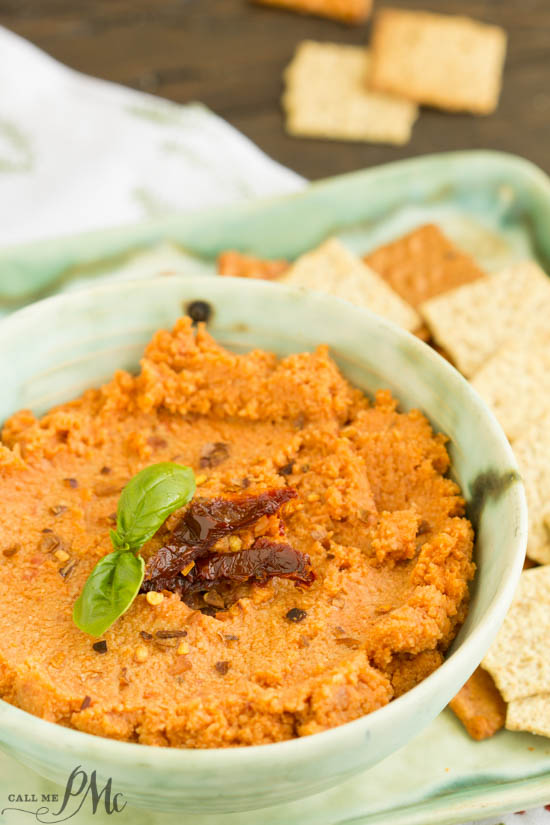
[286,608,307,623]
[100,466,112,475]
[155,630,188,639]
[50,505,68,516]
[140,631,153,641]
[147,436,168,449]
[42,528,53,533]
[63,478,78,489]
[80,695,92,711]
[335,637,361,648]
[93,482,121,497]
[224,634,239,642]
[92,640,108,654]
[172,658,192,678]
[107,513,117,525]
[294,414,306,430]
[241,478,251,489]
[2,545,20,558]
[278,462,294,477]
[215,660,231,675]
[199,442,230,469]
[59,559,78,579]
[203,590,225,609]
[38,533,61,553]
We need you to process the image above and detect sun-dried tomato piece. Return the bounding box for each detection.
[143,488,297,590]
[174,537,314,611]
[191,537,314,588]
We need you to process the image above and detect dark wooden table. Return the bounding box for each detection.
[1,0,549,180]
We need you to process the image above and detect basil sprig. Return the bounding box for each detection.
[73,463,195,637]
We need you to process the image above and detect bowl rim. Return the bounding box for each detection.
[0,275,528,768]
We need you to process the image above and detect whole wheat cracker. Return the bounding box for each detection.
[449,666,506,741]
[282,42,418,145]
[280,237,421,332]
[509,419,550,565]
[419,261,550,377]
[369,8,507,115]
[483,567,550,702]
[251,0,372,24]
[363,223,486,308]
[218,250,289,281]
[471,333,550,442]
[507,694,550,738]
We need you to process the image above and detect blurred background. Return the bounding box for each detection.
[1,0,548,180]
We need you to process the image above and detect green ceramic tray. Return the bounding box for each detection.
[0,150,550,825]
[0,149,549,312]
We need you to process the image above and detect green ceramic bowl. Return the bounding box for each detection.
[0,276,527,814]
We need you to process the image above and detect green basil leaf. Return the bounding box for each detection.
[73,550,145,637]
[113,463,195,552]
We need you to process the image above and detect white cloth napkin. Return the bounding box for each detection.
[0,23,545,825]
[0,26,304,248]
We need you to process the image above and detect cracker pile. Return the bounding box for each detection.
[483,567,550,738]
[420,261,550,378]
[216,227,550,742]
[280,8,506,144]
[278,237,421,331]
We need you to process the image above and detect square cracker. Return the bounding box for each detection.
[280,238,421,332]
[282,42,418,145]
[509,419,550,564]
[218,250,289,281]
[471,333,550,442]
[483,567,550,702]
[369,8,507,115]
[449,666,506,741]
[507,694,550,738]
[251,0,371,24]
[363,224,486,308]
[419,261,550,377]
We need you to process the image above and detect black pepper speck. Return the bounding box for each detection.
[286,608,307,623]
[187,300,212,324]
